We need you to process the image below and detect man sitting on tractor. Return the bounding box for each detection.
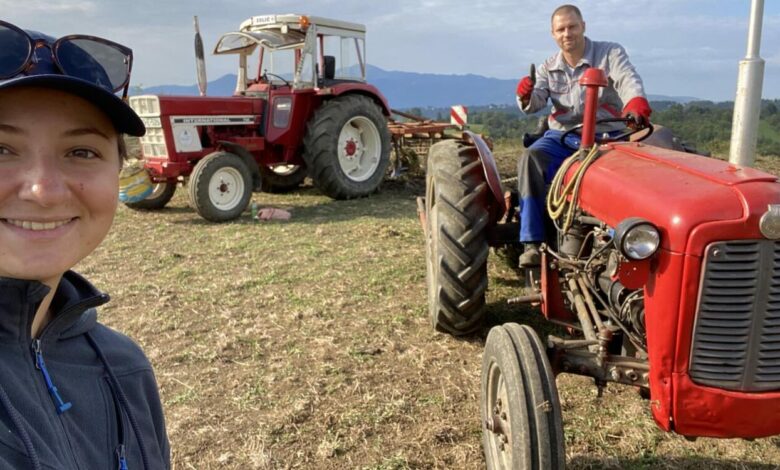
[516,3,652,267]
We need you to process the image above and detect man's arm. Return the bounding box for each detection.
[609,44,652,126]
[608,44,646,106]
[516,62,550,115]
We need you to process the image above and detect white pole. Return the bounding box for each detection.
[729,0,765,167]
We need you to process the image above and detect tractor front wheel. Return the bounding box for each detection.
[124,181,176,210]
[187,152,252,222]
[302,95,391,199]
[481,324,565,470]
[425,140,489,335]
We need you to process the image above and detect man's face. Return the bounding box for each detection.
[551,11,586,54]
[0,87,120,285]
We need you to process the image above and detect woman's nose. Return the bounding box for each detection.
[19,160,70,207]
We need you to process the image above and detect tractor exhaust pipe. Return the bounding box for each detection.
[579,68,608,150]
[729,0,765,167]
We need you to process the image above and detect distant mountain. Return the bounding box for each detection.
[136,65,698,108]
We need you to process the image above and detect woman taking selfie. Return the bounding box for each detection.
[0,21,169,469]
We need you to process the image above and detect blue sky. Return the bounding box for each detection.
[3,0,779,101]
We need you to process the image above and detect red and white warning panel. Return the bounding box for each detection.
[450,105,468,129]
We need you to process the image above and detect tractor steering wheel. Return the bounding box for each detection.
[261,72,291,88]
[559,117,654,151]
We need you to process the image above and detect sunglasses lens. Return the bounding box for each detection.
[57,38,129,92]
[0,24,32,79]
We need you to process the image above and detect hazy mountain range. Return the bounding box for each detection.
[136,65,699,109]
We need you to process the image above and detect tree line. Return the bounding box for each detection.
[406,100,780,156]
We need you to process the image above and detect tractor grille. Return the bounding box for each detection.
[689,240,780,392]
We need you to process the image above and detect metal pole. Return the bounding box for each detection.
[729,0,765,167]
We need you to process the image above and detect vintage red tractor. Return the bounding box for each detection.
[127,14,391,221]
[421,67,780,468]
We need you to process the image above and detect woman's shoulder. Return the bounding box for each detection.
[87,323,155,373]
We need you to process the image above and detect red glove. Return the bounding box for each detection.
[516,76,534,100]
[622,96,652,128]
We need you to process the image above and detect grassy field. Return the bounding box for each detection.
[78,141,780,469]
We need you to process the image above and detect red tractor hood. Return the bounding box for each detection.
[572,142,779,255]
[155,95,264,115]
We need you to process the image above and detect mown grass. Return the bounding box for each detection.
[76,140,780,468]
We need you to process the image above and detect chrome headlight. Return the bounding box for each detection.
[614,217,660,260]
[760,204,780,239]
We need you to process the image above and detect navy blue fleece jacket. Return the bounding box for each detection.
[0,271,169,469]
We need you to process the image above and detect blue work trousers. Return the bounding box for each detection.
[516,130,580,243]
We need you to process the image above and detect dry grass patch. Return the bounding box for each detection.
[78,142,780,468]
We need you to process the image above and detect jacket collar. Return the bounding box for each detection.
[0,271,108,344]
[550,36,593,72]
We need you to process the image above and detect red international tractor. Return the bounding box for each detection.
[127,14,391,221]
[421,66,780,468]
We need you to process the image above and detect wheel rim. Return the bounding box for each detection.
[208,167,245,211]
[270,164,300,176]
[485,360,513,468]
[337,116,381,182]
[148,182,168,199]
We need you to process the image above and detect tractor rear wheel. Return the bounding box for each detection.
[188,152,252,222]
[481,324,565,470]
[124,181,176,210]
[425,140,489,335]
[260,164,307,193]
[302,95,391,199]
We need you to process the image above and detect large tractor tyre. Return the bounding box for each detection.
[481,324,565,470]
[425,140,489,335]
[260,164,307,193]
[187,152,252,222]
[302,95,391,199]
[124,181,176,210]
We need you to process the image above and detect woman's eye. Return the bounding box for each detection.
[68,148,100,159]
[0,146,11,155]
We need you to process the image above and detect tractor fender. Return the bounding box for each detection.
[321,83,391,116]
[464,131,506,224]
[216,141,262,191]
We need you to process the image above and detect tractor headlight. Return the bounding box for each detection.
[272,97,293,128]
[614,218,660,260]
[759,204,780,239]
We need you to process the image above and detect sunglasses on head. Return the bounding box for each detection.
[0,20,133,98]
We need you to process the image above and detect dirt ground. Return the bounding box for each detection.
[79,142,780,469]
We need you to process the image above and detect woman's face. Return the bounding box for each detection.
[0,87,120,284]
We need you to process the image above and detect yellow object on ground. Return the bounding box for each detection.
[119,162,154,203]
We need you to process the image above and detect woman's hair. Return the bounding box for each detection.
[118,135,127,167]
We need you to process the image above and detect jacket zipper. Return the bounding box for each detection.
[31,339,72,414]
[116,443,128,470]
[26,292,110,468]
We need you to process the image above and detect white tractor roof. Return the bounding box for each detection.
[239,14,366,35]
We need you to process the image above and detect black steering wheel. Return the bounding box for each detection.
[560,117,654,151]
[261,72,291,88]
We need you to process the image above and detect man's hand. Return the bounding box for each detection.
[622,96,652,128]
[516,76,534,100]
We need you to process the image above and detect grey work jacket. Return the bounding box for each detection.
[519,37,647,132]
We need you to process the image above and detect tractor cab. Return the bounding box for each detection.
[214,14,367,95]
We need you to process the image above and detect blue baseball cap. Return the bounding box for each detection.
[0,29,145,137]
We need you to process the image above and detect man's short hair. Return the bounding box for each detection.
[551,4,583,23]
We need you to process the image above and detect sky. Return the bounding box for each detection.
[3,0,779,101]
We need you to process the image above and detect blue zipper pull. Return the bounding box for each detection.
[116,444,129,470]
[31,339,72,414]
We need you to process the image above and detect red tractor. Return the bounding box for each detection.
[127,14,391,221]
[421,67,780,468]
